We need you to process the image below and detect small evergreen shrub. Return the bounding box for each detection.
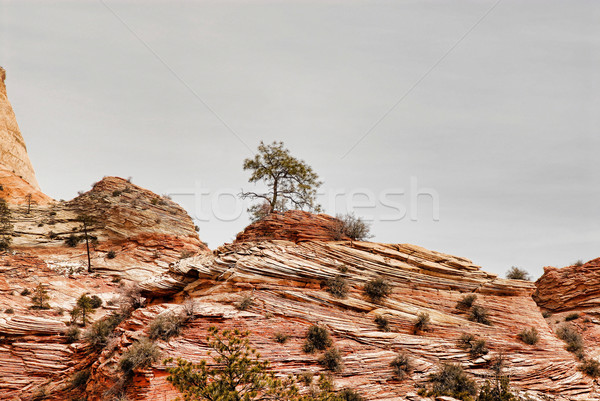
[565,313,580,321]
[274,333,289,344]
[427,363,477,401]
[324,275,349,298]
[374,315,390,332]
[469,305,491,325]
[106,250,117,259]
[413,312,431,334]
[319,347,343,372]
[518,327,540,345]
[390,352,412,380]
[20,288,31,296]
[542,311,552,318]
[5,308,14,314]
[65,234,82,247]
[506,266,531,281]
[557,325,584,355]
[578,359,600,378]
[456,294,477,309]
[303,324,332,353]
[574,260,584,267]
[363,277,392,302]
[149,312,185,341]
[119,338,160,374]
[458,334,488,357]
[299,371,313,385]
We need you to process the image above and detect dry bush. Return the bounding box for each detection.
[518,327,540,345]
[363,277,392,302]
[303,324,332,353]
[319,347,343,372]
[456,294,477,309]
[332,213,372,241]
[390,352,412,380]
[324,275,349,299]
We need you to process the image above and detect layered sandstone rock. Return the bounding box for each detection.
[235,210,350,243]
[0,67,45,201]
[534,258,600,312]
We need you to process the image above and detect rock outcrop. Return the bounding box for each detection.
[0,67,47,203]
[235,210,350,243]
[534,258,600,312]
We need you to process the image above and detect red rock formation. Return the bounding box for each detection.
[534,258,600,312]
[235,210,350,243]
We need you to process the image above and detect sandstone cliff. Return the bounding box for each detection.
[0,67,47,204]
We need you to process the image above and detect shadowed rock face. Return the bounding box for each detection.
[534,258,600,312]
[0,67,45,201]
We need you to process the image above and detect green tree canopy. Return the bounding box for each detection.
[241,141,322,221]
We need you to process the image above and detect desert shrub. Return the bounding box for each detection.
[299,371,314,385]
[324,275,348,298]
[274,333,289,344]
[469,305,491,325]
[65,234,82,247]
[5,308,14,314]
[149,312,185,341]
[413,312,431,334]
[427,363,477,401]
[303,324,332,353]
[505,266,531,281]
[30,283,50,309]
[319,347,343,372]
[180,250,194,259]
[390,352,412,380]
[565,313,580,321]
[477,375,517,401]
[0,199,13,251]
[458,334,488,357]
[20,288,31,296]
[363,277,392,302]
[374,315,390,332]
[236,295,254,311]
[112,190,122,197]
[84,319,114,349]
[0,237,10,252]
[542,311,552,318]
[456,294,477,309]
[578,359,600,378]
[70,369,90,389]
[556,325,584,355]
[106,250,117,259]
[119,338,160,374]
[66,325,81,343]
[90,295,103,308]
[71,294,100,326]
[332,213,372,241]
[574,260,584,266]
[338,389,365,401]
[518,327,539,345]
[337,264,349,273]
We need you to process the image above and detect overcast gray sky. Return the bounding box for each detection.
[1,0,598,279]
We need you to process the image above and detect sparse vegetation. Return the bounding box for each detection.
[458,334,488,357]
[66,325,81,343]
[324,275,349,298]
[236,295,254,311]
[112,190,122,197]
[319,347,343,372]
[518,327,539,345]
[274,333,289,344]
[106,250,117,259]
[565,312,580,321]
[71,294,100,326]
[5,308,14,314]
[337,389,365,401]
[413,312,431,334]
[180,250,194,259]
[469,305,491,326]
[574,260,584,267]
[390,352,412,380]
[456,294,477,309]
[119,338,160,374]
[426,362,477,401]
[332,213,372,241]
[70,369,90,389]
[149,311,186,341]
[542,311,552,318]
[303,324,332,353]
[578,358,600,378]
[0,199,13,252]
[506,266,531,281]
[556,324,584,355]
[374,315,390,332]
[363,277,392,302]
[65,234,82,247]
[30,283,50,309]
[20,288,31,296]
